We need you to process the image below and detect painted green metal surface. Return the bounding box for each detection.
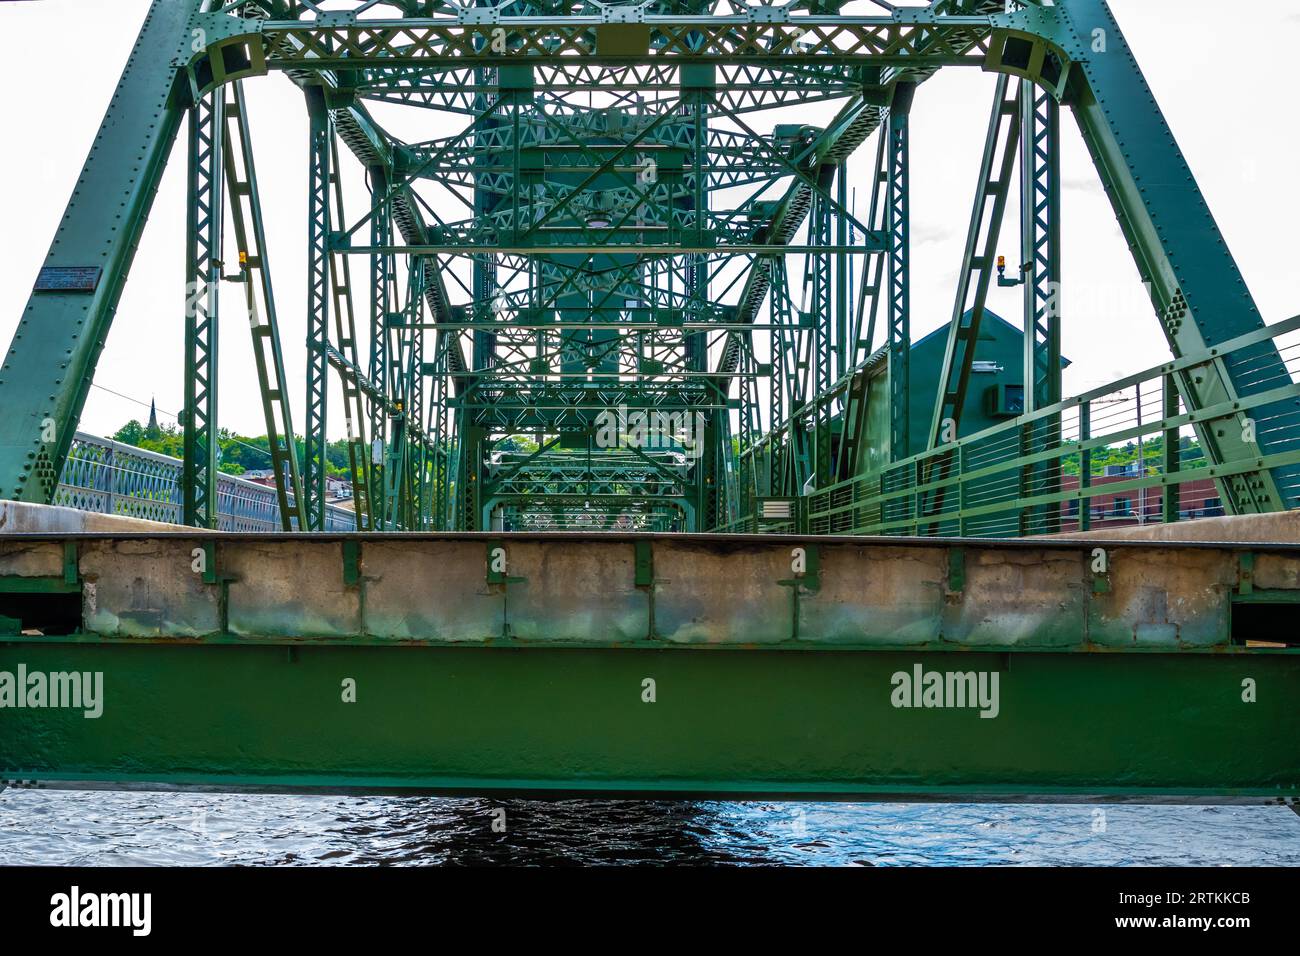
[806,314,1300,537]
[1052,0,1300,514]
[2,529,1297,797]
[2,1,1294,803]
[1,641,1297,800]
[4,0,1293,536]
[0,0,206,504]
[183,89,224,530]
[223,81,307,531]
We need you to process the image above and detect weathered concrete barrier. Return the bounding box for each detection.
[0,532,1292,649]
[0,500,193,534]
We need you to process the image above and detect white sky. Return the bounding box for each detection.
[0,0,1297,441]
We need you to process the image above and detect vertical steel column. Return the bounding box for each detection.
[1022,83,1062,413]
[183,91,225,529]
[1021,80,1062,533]
[1059,0,1293,513]
[810,179,835,490]
[1163,373,1181,523]
[472,64,500,402]
[384,261,416,528]
[835,160,849,382]
[303,87,331,531]
[772,263,791,495]
[690,256,720,527]
[406,319,425,530]
[327,139,371,531]
[429,341,449,532]
[687,82,717,527]
[1079,400,1092,533]
[367,168,392,530]
[736,341,761,514]
[886,85,914,462]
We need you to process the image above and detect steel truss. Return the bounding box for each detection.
[2,0,1296,536]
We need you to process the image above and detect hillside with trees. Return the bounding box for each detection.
[111,419,354,477]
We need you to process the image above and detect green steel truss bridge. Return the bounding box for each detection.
[2,0,1300,802]
[4,0,1300,536]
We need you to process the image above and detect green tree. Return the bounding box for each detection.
[112,420,146,446]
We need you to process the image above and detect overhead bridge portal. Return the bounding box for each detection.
[1,0,1298,803]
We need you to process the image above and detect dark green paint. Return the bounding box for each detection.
[1,642,1297,800]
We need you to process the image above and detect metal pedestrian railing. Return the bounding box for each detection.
[805,314,1300,537]
[55,432,355,531]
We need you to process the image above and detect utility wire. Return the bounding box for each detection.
[89,382,295,465]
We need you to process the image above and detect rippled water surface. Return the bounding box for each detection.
[2,792,1298,866]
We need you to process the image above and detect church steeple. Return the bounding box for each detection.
[146,397,160,438]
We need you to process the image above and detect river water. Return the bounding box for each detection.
[1,791,1298,865]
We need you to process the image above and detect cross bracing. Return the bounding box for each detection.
[2,0,1297,534]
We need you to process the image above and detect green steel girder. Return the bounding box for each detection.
[398,116,869,199]
[2,529,1299,798]
[4,641,1297,800]
[1045,0,1298,514]
[1018,80,1062,536]
[464,392,718,434]
[238,15,997,71]
[0,0,208,504]
[357,62,868,116]
[488,477,686,502]
[497,500,687,531]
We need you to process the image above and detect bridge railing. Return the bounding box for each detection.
[806,314,1300,537]
[55,432,356,532]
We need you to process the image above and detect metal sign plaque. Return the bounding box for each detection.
[34,266,103,293]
